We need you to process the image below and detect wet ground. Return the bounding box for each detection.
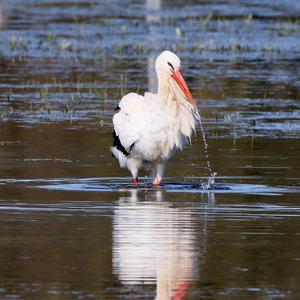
[1,0,300,299]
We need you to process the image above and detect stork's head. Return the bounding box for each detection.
[155,50,195,106]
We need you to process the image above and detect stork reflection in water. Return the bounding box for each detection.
[112,189,212,299]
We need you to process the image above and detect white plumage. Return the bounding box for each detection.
[111,50,197,185]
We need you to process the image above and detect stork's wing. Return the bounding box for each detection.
[112,93,144,153]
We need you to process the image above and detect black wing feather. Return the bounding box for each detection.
[113,130,130,156]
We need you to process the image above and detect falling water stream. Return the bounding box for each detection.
[194,108,217,189]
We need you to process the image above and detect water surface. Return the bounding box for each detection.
[0,0,300,299]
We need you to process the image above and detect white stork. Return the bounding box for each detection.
[111,50,197,186]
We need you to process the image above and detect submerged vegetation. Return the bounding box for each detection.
[2,12,300,59]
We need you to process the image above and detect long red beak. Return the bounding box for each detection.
[171,70,195,106]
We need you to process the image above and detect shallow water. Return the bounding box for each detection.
[1,0,300,299]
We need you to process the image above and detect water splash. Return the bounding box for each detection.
[202,172,218,190]
[193,107,216,189]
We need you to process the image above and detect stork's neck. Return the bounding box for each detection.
[155,69,196,150]
[157,71,174,105]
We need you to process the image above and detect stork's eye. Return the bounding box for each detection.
[167,62,174,70]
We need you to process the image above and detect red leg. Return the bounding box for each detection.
[133,178,139,186]
[172,282,189,300]
[153,176,161,187]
